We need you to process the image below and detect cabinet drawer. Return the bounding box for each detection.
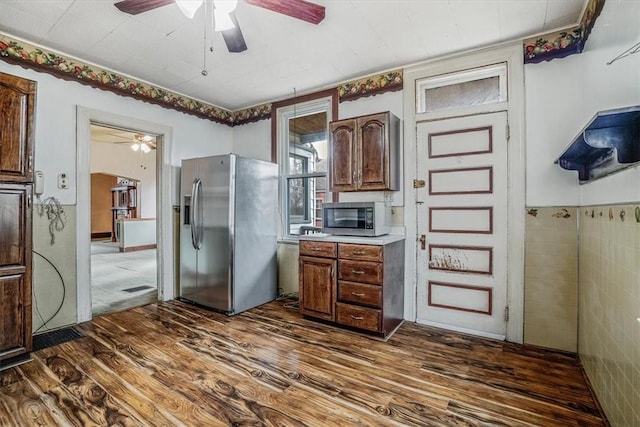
[338,260,382,285]
[338,243,383,262]
[336,302,381,332]
[299,240,337,258]
[338,281,382,308]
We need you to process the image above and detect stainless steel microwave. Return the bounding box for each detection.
[322,202,389,237]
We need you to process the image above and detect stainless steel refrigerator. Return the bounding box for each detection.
[179,154,278,314]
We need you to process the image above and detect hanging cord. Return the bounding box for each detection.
[202,0,209,76]
[276,290,299,311]
[32,250,66,334]
[36,196,67,245]
[607,41,640,65]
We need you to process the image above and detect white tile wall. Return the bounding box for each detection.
[579,204,640,426]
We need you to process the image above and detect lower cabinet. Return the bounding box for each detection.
[0,184,33,369]
[299,237,404,337]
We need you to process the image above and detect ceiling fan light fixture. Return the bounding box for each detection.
[176,0,203,19]
[140,142,151,153]
[214,9,235,31]
[214,0,238,13]
[131,142,141,151]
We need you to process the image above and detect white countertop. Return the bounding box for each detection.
[299,233,405,245]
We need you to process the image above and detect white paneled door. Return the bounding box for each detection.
[416,112,508,339]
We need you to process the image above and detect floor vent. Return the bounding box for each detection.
[33,327,83,351]
[122,285,155,293]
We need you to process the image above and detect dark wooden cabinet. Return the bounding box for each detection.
[299,241,337,321]
[0,72,36,183]
[328,111,400,192]
[0,72,35,370]
[0,184,33,365]
[299,237,405,337]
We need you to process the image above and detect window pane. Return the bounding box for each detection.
[422,76,500,113]
[289,111,328,174]
[289,177,307,221]
[287,176,324,235]
[416,63,506,114]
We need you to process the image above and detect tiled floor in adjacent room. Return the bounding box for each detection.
[90,240,157,316]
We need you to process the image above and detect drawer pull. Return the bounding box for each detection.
[311,247,321,251]
[351,270,365,275]
[350,315,364,320]
[352,250,366,255]
[351,292,365,297]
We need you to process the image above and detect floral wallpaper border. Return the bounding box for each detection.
[0,34,236,126]
[337,69,403,102]
[523,0,605,64]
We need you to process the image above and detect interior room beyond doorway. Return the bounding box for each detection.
[89,124,158,315]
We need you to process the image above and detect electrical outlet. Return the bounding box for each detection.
[57,173,69,189]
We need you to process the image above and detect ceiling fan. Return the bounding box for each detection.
[105,132,157,152]
[113,0,326,53]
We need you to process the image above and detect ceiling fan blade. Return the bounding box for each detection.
[245,0,325,24]
[114,0,175,15]
[221,13,247,53]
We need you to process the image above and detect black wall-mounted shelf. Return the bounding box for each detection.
[555,105,640,184]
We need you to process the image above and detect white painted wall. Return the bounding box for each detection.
[524,0,640,207]
[91,141,157,218]
[233,120,272,162]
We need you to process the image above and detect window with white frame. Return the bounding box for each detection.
[277,96,333,238]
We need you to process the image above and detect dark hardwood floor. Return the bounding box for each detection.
[0,300,606,426]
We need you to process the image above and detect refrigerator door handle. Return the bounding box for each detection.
[190,178,202,250]
[195,178,203,249]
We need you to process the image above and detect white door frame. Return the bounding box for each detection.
[403,42,525,343]
[76,107,174,323]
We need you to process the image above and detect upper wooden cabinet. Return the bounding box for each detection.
[0,72,36,183]
[329,111,400,192]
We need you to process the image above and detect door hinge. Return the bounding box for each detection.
[413,179,425,189]
[504,306,510,322]
[506,124,510,141]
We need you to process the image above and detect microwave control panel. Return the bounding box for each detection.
[365,207,374,229]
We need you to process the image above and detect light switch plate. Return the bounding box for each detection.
[57,173,69,189]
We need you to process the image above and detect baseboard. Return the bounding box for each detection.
[0,353,32,372]
[119,244,157,253]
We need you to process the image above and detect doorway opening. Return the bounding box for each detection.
[76,107,174,324]
[89,124,158,315]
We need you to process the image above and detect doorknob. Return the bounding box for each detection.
[419,235,426,250]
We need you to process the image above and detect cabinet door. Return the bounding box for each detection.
[0,184,32,360]
[299,256,336,321]
[0,73,36,183]
[357,112,389,191]
[329,119,356,192]
[0,274,27,357]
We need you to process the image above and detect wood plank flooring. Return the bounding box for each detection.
[0,300,606,426]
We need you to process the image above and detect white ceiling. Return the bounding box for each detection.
[0,0,586,111]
